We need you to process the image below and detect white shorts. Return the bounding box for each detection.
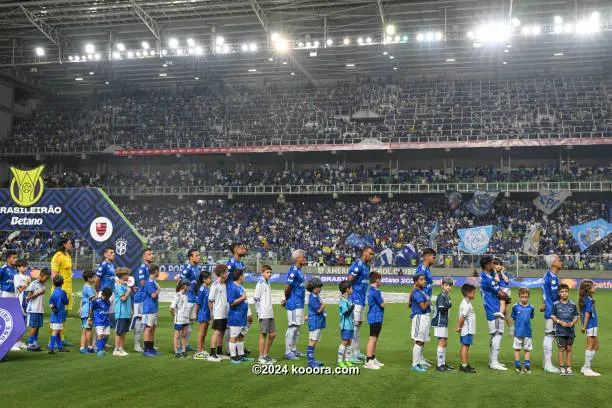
[49,323,64,331]
[133,303,143,318]
[411,314,431,342]
[0,291,17,298]
[586,327,598,337]
[487,318,505,335]
[143,313,158,327]
[513,336,533,351]
[96,326,111,336]
[544,319,555,335]
[353,305,366,324]
[433,326,449,339]
[229,325,248,338]
[287,309,305,326]
[309,329,322,341]
[186,303,196,321]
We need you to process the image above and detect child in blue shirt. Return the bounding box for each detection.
[48,275,69,354]
[114,268,133,357]
[142,264,161,357]
[410,272,431,372]
[90,287,113,357]
[307,277,326,368]
[366,271,386,370]
[511,287,535,374]
[79,270,96,354]
[338,280,355,368]
[227,269,253,364]
[194,270,212,360]
[579,280,600,376]
[432,276,454,372]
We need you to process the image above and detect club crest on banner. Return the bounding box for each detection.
[570,219,612,252]
[90,216,113,242]
[9,166,45,207]
[115,237,128,256]
[458,225,494,254]
[0,307,13,345]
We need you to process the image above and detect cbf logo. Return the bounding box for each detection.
[115,238,128,256]
[9,166,45,207]
[0,307,14,345]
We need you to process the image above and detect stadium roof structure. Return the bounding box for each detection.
[0,0,611,93]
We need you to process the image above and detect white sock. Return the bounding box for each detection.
[437,346,446,367]
[133,319,142,347]
[543,335,554,367]
[237,341,245,356]
[292,325,300,352]
[346,345,353,361]
[224,328,230,352]
[186,324,192,346]
[584,350,594,370]
[285,326,295,354]
[338,344,346,362]
[353,324,361,355]
[490,334,502,364]
[229,342,238,357]
[413,344,423,367]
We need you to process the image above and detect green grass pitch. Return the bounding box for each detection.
[1,281,610,408]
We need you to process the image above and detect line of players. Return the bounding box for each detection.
[0,243,600,375]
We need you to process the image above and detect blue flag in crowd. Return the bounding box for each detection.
[533,189,570,215]
[428,221,439,251]
[345,233,363,248]
[446,190,463,210]
[376,247,394,266]
[465,190,499,217]
[458,225,494,254]
[570,219,612,252]
[395,243,417,267]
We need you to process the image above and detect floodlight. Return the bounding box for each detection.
[94,53,101,60]
[386,24,396,35]
[187,38,195,47]
[394,35,400,42]
[313,40,320,47]
[169,38,179,48]
[425,32,434,41]
[75,77,83,81]
[326,38,333,46]
[435,32,443,41]
[365,37,372,43]
[222,45,230,53]
[271,32,280,42]
[68,55,74,61]
[142,41,150,50]
[530,25,541,35]
[248,68,256,72]
[136,51,142,57]
[241,43,249,52]
[89,71,94,75]
[116,43,125,51]
[306,41,312,48]
[195,46,204,55]
[249,43,257,52]
[112,51,120,59]
[346,63,355,67]
[35,47,44,56]
[127,51,134,58]
[591,11,599,20]
[416,33,424,41]
[176,48,184,55]
[357,37,364,44]
[85,43,95,53]
[554,16,563,24]
[511,18,520,27]
[81,55,87,60]
[343,37,350,45]
[159,73,167,77]
[274,39,289,52]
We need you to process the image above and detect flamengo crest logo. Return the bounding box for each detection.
[90,216,113,242]
[10,166,45,207]
[115,238,128,256]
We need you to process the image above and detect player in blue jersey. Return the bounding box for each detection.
[227,243,253,355]
[365,271,385,370]
[432,276,454,372]
[551,283,579,375]
[132,248,153,353]
[180,248,201,352]
[282,249,307,360]
[90,287,112,357]
[0,249,18,298]
[410,271,431,372]
[142,264,161,357]
[414,247,436,298]
[79,270,96,353]
[48,275,70,354]
[578,280,600,376]
[511,287,535,374]
[540,254,562,373]
[227,269,254,364]
[346,246,374,362]
[95,246,116,334]
[479,255,511,371]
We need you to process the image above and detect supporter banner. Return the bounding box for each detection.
[344,233,374,249]
[394,244,417,267]
[428,221,439,251]
[465,190,499,216]
[446,190,462,210]
[1,166,146,270]
[570,219,612,252]
[521,225,541,256]
[533,189,570,215]
[113,137,612,156]
[458,225,493,254]
[0,298,27,360]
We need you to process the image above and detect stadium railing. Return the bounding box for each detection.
[103,181,612,197]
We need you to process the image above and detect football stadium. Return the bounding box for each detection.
[0,0,611,407]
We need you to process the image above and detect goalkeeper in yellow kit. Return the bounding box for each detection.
[51,238,74,346]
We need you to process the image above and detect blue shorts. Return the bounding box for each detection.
[82,318,92,329]
[197,313,210,323]
[115,318,131,335]
[460,334,473,346]
[27,313,43,328]
[174,324,188,331]
[341,329,354,341]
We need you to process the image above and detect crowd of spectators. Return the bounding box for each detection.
[3,198,610,270]
[3,75,611,153]
[41,163,611,190]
